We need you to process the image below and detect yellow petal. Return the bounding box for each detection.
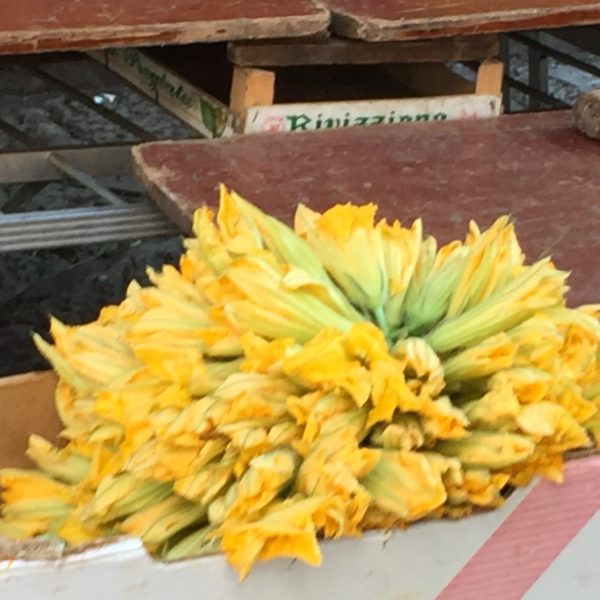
[282,328,371,406]
[361,450,446,521]
[443,333,515,383]
[516,402,591,452]
[216,495,327,580]
[437,431,535,469]
[295,203,388,312]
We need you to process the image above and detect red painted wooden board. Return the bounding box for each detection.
[326,0,600,41]
[0,0,329,56]
[133,111,600,307]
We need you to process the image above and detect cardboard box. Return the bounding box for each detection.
[1,372,600,599]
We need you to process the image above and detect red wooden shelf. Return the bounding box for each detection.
[0,0,329,55]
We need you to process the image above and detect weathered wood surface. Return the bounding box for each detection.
[228,34,499,67]
[133,111,600,307]
[0,0,329,55]
[326,1,600,41]
[3,1,596,56]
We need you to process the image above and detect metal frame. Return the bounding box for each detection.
[525,32,549,110]
[501,27,600,113]
[0,55,190,251]
[0,144,179,251]
[13,60,156,142]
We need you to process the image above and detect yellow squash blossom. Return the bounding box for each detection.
[378,217,422,330]
[2,189,599,580]
[225,257,358,343]
[436,431,536,469]
[282,327,371,406]
[369,417,425,451]
[216,495,330,580]
[361,450,447,521]
[295,203,389,319]
[442,333,515,383]
[427,258,568,353]
[392,337,445,397]
[516,402,591,453]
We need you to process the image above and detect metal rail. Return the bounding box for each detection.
[0,145,134,184]
[504,75,570,109]
[0,205,180,251]
[47,153,125,206]
[15,62,156,142]
[510,32,600,80]
[0,117,37,147]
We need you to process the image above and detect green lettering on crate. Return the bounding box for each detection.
[286,114,312,131]
[323,118,341,129]
[119,49,193,108]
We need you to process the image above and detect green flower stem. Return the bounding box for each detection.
[373,304,391,341]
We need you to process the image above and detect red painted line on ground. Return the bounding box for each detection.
[437,455,600,600]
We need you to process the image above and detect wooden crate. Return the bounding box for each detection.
[92,34,504,138]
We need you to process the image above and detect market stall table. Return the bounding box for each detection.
[325,0,600,41]
[0,0,329,55]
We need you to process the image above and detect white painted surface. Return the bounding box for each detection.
[244,94,502,134]
[524,509,600,600]
[0,488,528,600]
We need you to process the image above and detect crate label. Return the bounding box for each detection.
[244,94,501,134]
[90,49,236,139]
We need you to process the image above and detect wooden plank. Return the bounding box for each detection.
[229,67,276,123]
[0,0,329,56]
[90,48,235,139]
[243,94,501,133]
[326,1,600,42]
[475,59,504,95]
[228,34,499,66]
[132,111,600,307]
